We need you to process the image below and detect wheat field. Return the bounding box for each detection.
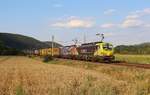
[0,56,150,95]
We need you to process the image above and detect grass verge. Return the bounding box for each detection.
[115,54,150,64]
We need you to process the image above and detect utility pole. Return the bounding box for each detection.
[51,35,54,56]
[83,32,86,43]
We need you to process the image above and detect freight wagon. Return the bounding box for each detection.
[39,48,60,57]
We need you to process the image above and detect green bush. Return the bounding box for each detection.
[43,55,54,62]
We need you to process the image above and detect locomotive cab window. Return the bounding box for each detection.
[103,43,113,50]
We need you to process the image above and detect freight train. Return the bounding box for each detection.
[33,41,115,62]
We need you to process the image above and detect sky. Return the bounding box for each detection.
[0,0,150,46]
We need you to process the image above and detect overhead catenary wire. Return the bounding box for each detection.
[53,33,105,46]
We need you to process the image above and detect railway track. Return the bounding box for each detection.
[57,58,150,69]
[95,61,150,69]
[94,61,150,69]
[111,62,150,69]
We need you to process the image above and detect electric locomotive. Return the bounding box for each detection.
[77,41,115,61]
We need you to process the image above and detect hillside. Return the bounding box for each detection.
[0,33,62,50]
[115,42,150,54]
[44,41,62,48]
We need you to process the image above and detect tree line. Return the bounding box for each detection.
[115,43,150,54]
[0,42,23,55]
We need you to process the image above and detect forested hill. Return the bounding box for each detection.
[0,33,62,50]
[44,41,62,48]
[115,43,150,54]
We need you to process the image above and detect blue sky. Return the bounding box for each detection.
[0,0,150,45]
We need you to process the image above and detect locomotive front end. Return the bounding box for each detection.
[94,42,115,61]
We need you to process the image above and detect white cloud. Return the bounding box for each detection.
[126,15,139,19]
[105,32,115,37]
[121,8,150,28]
[104,9,116,15]
[143,8,150,14]
[144,24,150,28]
[122,19,143,28]
[100,23,117,28]
[130,8,150,17]
[50,8,150,30]
[52,4,63,8]
[51,17,94,28]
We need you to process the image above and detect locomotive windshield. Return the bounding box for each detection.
[103,43,113,50]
